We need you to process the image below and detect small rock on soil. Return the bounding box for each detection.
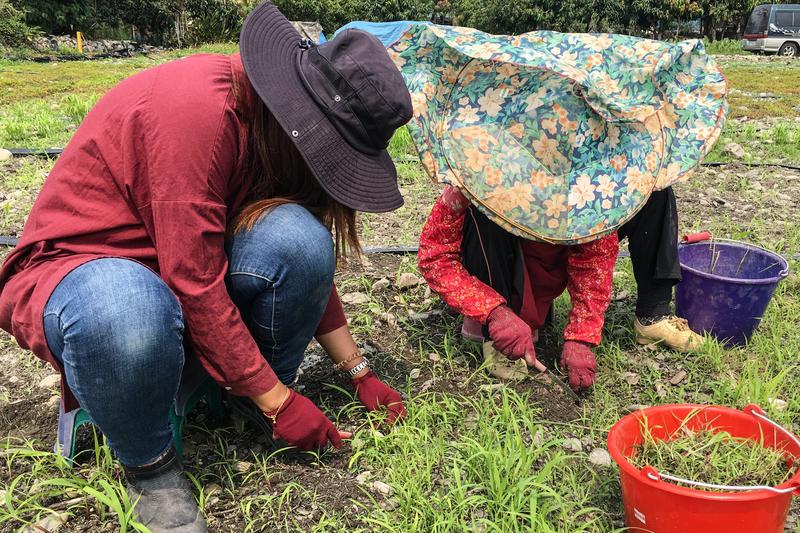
[620,372,640,386]
[38,373,61,390]
[767,397,787,411]
[669,370,687,385]
[371,278,391,292]
[624,404,650,414]
[23,512,69,533]
[396,273,421,289]
[588,448,612,467]
[371,480,394,496]
[341,292,370,305]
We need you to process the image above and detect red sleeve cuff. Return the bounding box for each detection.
[315,285,347,337]
[220,360,279,397]
[563,329,602,346]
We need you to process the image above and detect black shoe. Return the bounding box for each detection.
[544,304,555,328]
[124,447,208,532]
[225,393,284,450]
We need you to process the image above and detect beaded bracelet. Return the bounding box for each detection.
[333,351,362,371]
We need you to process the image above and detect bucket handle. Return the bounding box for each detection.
[743,404,800,449]
[641,405,800,495]
[680,235,790,278]
[681,231,712,244]
[643,467,800,494]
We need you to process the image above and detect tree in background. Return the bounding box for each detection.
[14,0,174,42]
[698,0,756,40]
[270,0,449,33]
[12,0,246,45]
[1,0,38,48]
[7,0,764,46]
[616,0,701,37]
[451,0,547,35]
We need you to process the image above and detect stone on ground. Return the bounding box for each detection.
[723,142,745,159]
[38,373,61,390]
[588,448,612,467]
[396,273,421,289]
[341,292,370,305]
[371,278,391,292]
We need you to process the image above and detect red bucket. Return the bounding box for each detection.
[607,404,800,533]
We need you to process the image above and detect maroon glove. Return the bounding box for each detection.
[560,340,597,391]
[352,371,406,425]
[487,305,535,361]
[269,390,344,450]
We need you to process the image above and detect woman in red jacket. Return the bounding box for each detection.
[418,186,619,392]
[0,4,409,532]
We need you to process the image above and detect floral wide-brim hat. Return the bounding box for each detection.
[362,23,728,244]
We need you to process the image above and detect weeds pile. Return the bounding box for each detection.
[631,423,797,491]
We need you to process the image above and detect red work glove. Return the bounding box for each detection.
[486,305,542,369]
[269,389,347,450]
[560,340,597,391]
[352,371,406,425]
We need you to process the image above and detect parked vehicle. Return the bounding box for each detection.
[742,4,800,57]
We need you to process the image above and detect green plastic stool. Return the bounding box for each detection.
[55,357,223,464]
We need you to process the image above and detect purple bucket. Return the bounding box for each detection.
[675,240,789,346]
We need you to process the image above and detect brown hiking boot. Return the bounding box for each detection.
[634,316,703,352]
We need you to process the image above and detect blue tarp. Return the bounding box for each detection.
[333,21,428,47]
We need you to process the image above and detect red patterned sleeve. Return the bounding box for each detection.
[563,233,619,345]
[418,186,506,323]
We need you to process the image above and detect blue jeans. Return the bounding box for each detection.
[44,204,335,466]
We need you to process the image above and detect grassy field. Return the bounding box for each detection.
[0,48,799,532]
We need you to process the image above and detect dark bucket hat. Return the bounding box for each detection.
[240,2,413,213]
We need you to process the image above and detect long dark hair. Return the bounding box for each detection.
[230,73,359,260]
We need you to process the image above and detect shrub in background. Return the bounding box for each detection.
[270,0,447,34]
[7,0,761,47]
[184,0,243,45]
[0,0,39,48]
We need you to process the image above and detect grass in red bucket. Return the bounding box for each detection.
[631,413,798,492]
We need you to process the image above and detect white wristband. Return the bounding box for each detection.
[347,358,370,377]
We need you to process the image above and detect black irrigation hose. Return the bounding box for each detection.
[6,149,800,171]
[6,148,63,157]
[2,153,799,257]
[5,237,798,262]
[0,239,633,260]
[362,245,419,254]
[701,161,800,172]
[28,51,143,63]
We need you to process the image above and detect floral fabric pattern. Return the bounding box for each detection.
[385,24,728,244]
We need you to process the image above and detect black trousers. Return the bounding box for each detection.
[618,187,681,319]
[462,187,681,322]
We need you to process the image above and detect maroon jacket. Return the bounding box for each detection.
[0,54,345,410]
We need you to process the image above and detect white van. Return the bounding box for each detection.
[742,4,800,56]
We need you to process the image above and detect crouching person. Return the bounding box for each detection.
[0,4,410,531]
[418,186,618,392]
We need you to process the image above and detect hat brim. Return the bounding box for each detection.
[239,3,403,213]
[385,24,727,244]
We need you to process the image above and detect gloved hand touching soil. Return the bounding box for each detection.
[265,389,350,450]
[486,305,546,371]
[560,340,597,391]
[352,371,406,425]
